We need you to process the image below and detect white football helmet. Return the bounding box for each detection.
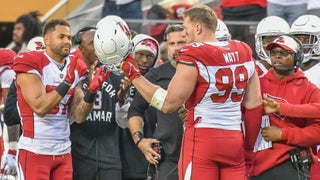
[216,19,231,41]
[290,15,320,63]
[27,36,45,51]
[255,16,290,65]
[94,15,133,75]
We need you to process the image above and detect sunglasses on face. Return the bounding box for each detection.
[269,50,294,57]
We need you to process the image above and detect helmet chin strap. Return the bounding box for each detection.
[273,66,296,71]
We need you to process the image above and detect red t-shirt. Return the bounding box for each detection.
[220,0,267,8]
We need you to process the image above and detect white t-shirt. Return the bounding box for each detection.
[307,0,320,10]
[267,0,308,6]
[116,0,134,5]
[0,67,15,89]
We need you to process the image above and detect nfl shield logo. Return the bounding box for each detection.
[60,74,64,79]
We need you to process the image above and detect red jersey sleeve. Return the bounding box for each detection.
[13,51,46,74]
[0,48,15,67]
[176,43,203,66]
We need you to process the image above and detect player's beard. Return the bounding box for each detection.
[168,54,177,68]
[53,46,70,59]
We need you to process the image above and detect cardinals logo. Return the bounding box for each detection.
[27,36,46,51]
[274,36,285,44]
[265,93,287,120]
[117,21,131,40]
[141,39,157,52]
[34,41,46,51]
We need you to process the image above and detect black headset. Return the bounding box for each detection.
[73,26,96,45]
[282,34,304,68]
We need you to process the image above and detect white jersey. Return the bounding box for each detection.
[13,51,87,155]
[0,67,15,89]
[303,62,320,162]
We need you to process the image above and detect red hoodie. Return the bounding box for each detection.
[251,68,320,176]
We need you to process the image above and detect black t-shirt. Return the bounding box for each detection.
[4,81,20,126]
[70,73,122,170]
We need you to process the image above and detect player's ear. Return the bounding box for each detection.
[196,23,202,35]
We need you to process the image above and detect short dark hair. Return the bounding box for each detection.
[73,26,96,45]
[163,24,184,41]
[43,19,70,36]
[147,4,169,19]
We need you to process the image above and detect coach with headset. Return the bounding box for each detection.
[248,34,320,180]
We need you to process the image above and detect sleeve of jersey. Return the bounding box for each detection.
[176,46,197,66]
[127,91,150,119]
[243,105,263,150]
[281,119,320,147]
[13,52,41,74]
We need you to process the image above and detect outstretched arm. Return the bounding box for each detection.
[122,55,197,113]
[264,94,320,118]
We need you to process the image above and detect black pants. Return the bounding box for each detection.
[149,160,179,180]
[250,160,309,180]
[72,156,121,180]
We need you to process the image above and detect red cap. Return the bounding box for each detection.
[266,35,300,53]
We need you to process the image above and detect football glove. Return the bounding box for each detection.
[121,54,141,82]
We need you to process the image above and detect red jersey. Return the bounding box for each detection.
[252,68,320,176]
[176,40,255,130]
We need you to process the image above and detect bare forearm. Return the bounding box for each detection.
[243,71,262,109]
[72,102,93,123]
[32,91,64,116]
[69,84,93,123]
[128,116,144,136]
[17,73,67,117]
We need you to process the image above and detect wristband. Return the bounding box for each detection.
[8,150,16,155]
[83,91,97,103]
[133,131,144,146]
[150,87,168,111]
[56,81,71,97]
[8,141,18,151]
